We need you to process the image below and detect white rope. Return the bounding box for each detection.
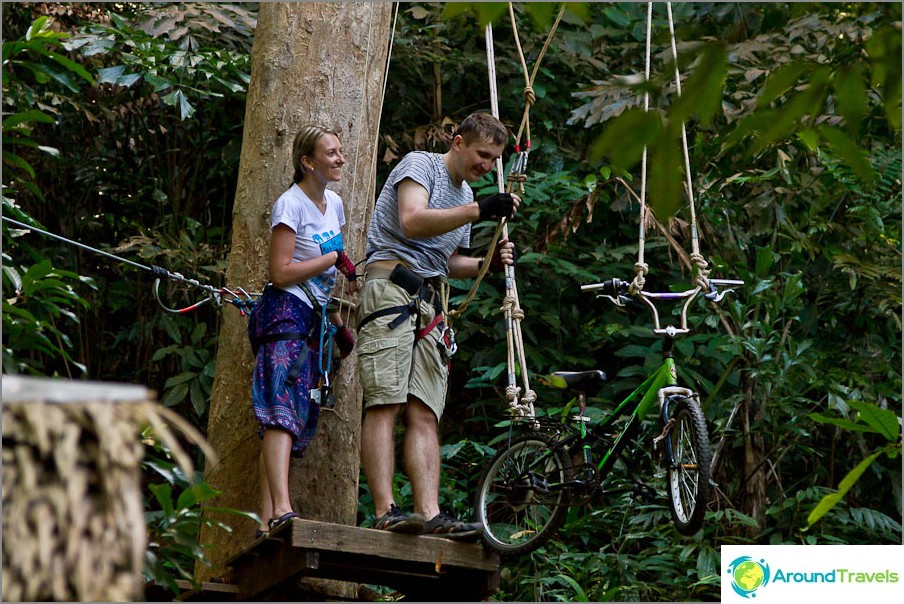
[666,2,710,289]
[631,2,655,295]
[484,19,534,418]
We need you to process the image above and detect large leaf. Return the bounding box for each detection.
[847,400,900,442]
[806,450,884,527]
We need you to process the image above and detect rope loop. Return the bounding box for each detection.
[522,86,536,106]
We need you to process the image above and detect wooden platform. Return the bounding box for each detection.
[223,518,500,601]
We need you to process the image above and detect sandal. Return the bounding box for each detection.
[253,529,267,540]
[268,511,300,531]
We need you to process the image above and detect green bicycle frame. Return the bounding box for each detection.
[589,356,678,477]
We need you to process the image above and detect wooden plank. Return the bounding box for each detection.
[2,375,151,403]
[226,518,500,601]
[287,518,498,571]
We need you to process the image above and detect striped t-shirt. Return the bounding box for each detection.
[365,151,472,278]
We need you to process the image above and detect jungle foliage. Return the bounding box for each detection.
[2,2,901,601]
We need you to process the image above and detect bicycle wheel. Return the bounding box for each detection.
[665,397,712,535]
[475,433,573,557]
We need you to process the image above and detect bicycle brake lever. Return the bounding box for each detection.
[704,287,735,303]
[597,294,626,307]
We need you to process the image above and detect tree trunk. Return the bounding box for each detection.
[741,386,767,536]
[197,2,392,591]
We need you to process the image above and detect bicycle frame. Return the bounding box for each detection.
[589,356,681,479]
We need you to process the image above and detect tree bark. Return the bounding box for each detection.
[197,2,392,590]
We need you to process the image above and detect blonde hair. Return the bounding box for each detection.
[292,125,340,183]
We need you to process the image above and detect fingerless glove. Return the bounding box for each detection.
[335,251,358,281]
[476,192,515,221]
[334,325,356,358]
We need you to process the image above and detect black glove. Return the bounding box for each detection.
[477,192,515,221]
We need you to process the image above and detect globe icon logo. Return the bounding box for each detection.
[727,556,770,598]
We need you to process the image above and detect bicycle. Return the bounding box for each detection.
[474,276,743,556]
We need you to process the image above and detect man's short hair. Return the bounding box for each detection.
[453,112,508,146]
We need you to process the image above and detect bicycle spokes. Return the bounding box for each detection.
[476,435,573,556]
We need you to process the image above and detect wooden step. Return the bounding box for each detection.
[225,518,500,601]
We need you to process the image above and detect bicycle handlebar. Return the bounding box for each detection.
[581,277,744,336]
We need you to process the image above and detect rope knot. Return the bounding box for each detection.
[522,86,536,105]
[629,262,649,294]
[506,172,527,184]
[690,253,711,289]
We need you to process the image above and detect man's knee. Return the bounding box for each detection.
[404,397,439,429]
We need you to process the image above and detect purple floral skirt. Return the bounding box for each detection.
[248,286,319,457]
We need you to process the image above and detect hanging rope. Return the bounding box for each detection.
[630,3,654,295]
[1,215,259,315]
[665,2,710,291]
[448,5,565,418]
[631,2,710,294]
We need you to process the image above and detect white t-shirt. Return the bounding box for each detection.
[270,184,346,309]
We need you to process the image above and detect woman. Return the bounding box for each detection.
[248,125,358,537]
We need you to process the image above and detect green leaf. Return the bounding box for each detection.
[758,61,812,106]
[149,482,175,517]
[670,41,727,127]
[162,89,196,121]
[847,401,900,442]
[589,108,662,172]
[176,482,220,511]
[555,574,589,602]
[25,16,51,42]
[2,150,37,178]
[754,246,776,277]
[647,127,682,221]
[161,382,189,407]
[165,371,197,389]
[47,50,93,84]
[809,413,879,433]
[144,73,174,92]
[806,450,883,527]
[2,109,55,129]
[834,66,868,135]
[817,125,877,185]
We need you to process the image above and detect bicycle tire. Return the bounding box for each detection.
[665,397,712,535]
[475,433,573,557]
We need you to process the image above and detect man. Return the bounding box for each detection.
[357,112,519,540]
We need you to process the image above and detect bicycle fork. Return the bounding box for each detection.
[655,386,695,465]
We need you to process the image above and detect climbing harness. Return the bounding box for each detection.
[447,4,566,419]
[356,262,456,365]
[630,2,711,295]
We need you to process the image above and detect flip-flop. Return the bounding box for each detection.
[268,511,300,531]
[253,529,267,540]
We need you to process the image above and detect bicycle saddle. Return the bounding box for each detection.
[548,370,607,392]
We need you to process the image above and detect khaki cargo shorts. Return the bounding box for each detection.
[356,274,448,421]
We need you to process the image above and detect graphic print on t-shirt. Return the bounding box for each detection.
[316,231,343,255]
